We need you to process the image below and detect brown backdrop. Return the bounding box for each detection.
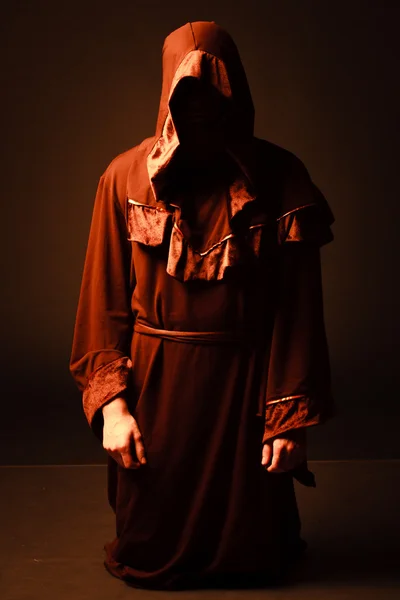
[1,0,399,464]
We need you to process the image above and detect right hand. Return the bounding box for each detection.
[102,397,147,469]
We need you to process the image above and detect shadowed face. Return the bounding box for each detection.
[169,77,230,154]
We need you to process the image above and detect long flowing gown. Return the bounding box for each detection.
[69,20,335,591]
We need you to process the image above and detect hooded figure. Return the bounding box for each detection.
[69,21,335,590]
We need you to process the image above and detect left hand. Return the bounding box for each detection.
[261,427,307,472]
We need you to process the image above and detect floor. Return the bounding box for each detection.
[1,461,399,599]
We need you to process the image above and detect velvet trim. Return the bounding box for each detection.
[262,394,336,446]
[277,203,334,247]
[82,355,132,441]
[167,222,264,282]
[265,394,305,405]
[126,197,268,282]
[262,394,336,488]
[126,194,333,282]
[127,199,171,247]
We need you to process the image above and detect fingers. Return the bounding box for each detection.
[118,427,146,470]
[266,440,287,473]
[131,420,147,466]
[262,438,306,473]
[119,449,140,470]
[107,444,141,470]
[261,442,272,467]
[103,415,147,470]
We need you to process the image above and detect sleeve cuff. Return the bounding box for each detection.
[262,394,336,445]
[82,355,132,441]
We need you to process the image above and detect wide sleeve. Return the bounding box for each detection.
[69,168,135,443]
[262,156,336,444]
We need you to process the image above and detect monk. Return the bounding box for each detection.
[70,21,335,590]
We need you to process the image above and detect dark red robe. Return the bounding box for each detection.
[69,20,335,590]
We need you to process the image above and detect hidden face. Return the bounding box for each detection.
[169,76,231,152]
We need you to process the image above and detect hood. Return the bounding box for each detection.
[147,21,257,205]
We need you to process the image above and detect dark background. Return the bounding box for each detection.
[1,1,398,465]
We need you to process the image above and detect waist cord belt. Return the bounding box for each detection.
[133,319,256,345]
